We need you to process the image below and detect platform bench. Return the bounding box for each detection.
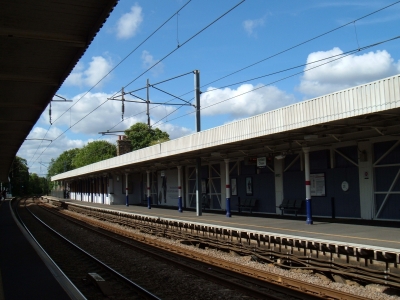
[277,198,303,216]
[238,198,257,213]
[200,195,210,210]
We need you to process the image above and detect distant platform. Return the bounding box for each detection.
[45,196,400,272]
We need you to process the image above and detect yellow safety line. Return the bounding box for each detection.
[150,211,400,245]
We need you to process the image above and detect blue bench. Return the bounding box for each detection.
[277,198,303,216]
[238,198,257,213]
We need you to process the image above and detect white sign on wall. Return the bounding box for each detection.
[257,157,266,168]
[158,169,178,205]
[310,173,325,196]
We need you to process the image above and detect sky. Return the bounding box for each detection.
[19,0,400,176]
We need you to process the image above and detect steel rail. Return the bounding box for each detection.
[70,204,400,288]
[38,201,308,300]
[43,200,371,300]
[23,199,161,300]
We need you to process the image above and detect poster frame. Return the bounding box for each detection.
[310,173,326,197]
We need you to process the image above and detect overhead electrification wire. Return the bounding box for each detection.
[28,0,193,168]
[28,0,192,167]
[150,0,400,105]
[30,1,400,170]
[120,0,246,91]
[37,34,400,171]
[151,48,357,127]
[200,0,400,89]
[30,0,246,167]
[104,71,195,133]
[95,1,400,141]
[201,48,362,94]
[152,35,400,128]
[53,0,193,125]
[36,36,400,176]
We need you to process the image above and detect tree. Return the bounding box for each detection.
[72,140,116,168]
[124,123,170,151]
[9,156,29,196]
[48,148,80,177]
[29,173,46,195]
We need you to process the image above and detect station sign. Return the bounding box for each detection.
[257,157,266,168]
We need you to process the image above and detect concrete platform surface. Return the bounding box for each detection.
[0,200,84,300]
[59,198,400,251]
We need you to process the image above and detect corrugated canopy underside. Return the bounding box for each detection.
[0,0,118,182]
[53,74,400,181]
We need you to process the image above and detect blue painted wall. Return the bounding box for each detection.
[374,141,400,220]
[283,148,360,218]
[229,161,275,213]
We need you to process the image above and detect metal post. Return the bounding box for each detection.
[147,79,150,128]
[194,70,202,216]
[303,147,313,224]
[194,70,201,132]
[125,173,129,207]
[147,171,151,209]
[121,87,125,120]
[196,158,202,216]
[101,177,104,204]
[177,166,183,212]
[225,159,231,217]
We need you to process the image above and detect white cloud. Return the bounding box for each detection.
[21,87,197,174]
[298,47,400,97]
[155,123,193,140]
[243,17,265,36]
[45,91,191,136]
[200,84,296,117]
[65,56,112,88]
[19,126,87,175]
[116,4,143,39]
[141,50,164,76]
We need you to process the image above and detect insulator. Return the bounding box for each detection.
[49,102,52,125]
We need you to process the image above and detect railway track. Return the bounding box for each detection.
[40,198,398,299]
[63,201,400,291]
[35,198,314,300]
[14,198,160,300]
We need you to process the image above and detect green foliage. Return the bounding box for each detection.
[48,148,80,177]
[72,140,116,169]
[29,173,49,195]
[125,123,170,151]
[9,156,29,196]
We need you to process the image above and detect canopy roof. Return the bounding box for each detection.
[0,0,118,181]
[53,74,400,181]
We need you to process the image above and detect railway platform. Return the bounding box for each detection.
[51,197,400,249]
[44,196,400,273]
[0,199,84,300]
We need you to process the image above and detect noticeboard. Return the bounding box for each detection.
[310,173,325,197]
[257,157,266,168]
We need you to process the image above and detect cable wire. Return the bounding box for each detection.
[152,35,400,127]
[149,0,400,104]
[200,0,400,89]
[28,0,193,166]
[120,0,246,91]
[53,0,193,124]
[30,1,246,166]
[34,34,400,172]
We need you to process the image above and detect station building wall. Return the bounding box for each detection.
[228,161,275,213]
[283,148,360,218]
[61,138,400,221]
[374,140,400,220]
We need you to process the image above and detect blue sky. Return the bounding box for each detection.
[20,0,400,176]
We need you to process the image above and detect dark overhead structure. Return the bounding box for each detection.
[0,0,118,182]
